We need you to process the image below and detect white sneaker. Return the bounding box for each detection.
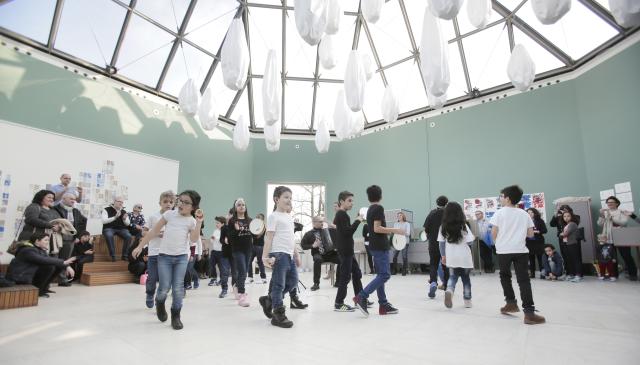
[608,277,617,282]
[570,276,583,283]
[598,276,605,280]
[464,299,472,308]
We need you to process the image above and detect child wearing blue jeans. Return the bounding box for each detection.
[438,202,475,309]
[260,186,301,328]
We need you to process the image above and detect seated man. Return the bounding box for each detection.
[6,233,75,297]
[101,196,132,262]
[54,192,88,286]
[72,231,94,281]
[128,245,148,279]
[300,215,340,291]
[541,244,564,280]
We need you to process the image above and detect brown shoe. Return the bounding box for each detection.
[500,302,520,314]
[524,312,546,325]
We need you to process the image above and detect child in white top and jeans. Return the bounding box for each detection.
[437,202,475,309]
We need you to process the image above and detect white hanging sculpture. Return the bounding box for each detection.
[428,0,464,20]
[381,85,400,123]
[609,0,640,27]
[507,44,536,92]
[333,89,352,140]
[420,8,450,97]
[264,121,281,152]
[325,0,342,35]
[294,0,328,46]
[178,78,200,115]
[315,118,331,153]
[198,88,218,131]
[262,50,281,126]
[319,35,337,69]
[362,0,384,24]
[232,115,250,151]
[265,138,280,152]
[427,91,447,109]
[467,0,492,29]
[361,53,374,81]
[349,113,365,137]
[344,50,367,112]
[530,0,572,25]
[221,18,249,91]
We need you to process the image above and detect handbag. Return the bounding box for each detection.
[7,211,27,255]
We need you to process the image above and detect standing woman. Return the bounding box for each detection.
[18,190,61,244]
[526,208,547,278]
[598,196,637,281]
[392,212,411,276]
[133,190,203,330]
[228,198,253,307]
[550,205,580,268]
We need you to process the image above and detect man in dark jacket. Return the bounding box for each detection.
[300,216,340,291]
[6,233,75,297]
[53,193,87,286]
[423,195,449,298]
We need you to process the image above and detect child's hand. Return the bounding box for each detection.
[294,253,301,267]
[195,209,204,222]
[441,256,446,266]
[263,256,275,268]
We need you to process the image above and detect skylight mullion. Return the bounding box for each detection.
[47,0,65,51]
[453,18,473,96]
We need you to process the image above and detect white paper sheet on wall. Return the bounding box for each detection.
[614,182,631,193]
[617,192,633,203]
[600,189,615,200]
[620,202,635,212]
[601,200,608,209]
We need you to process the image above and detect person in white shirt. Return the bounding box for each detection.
[208,216,226,286]
[438,202,475,309]
[259,186,301,328]
[101,196,132,262]
[475,210,495,273]
[141,190,175,309]
[134,190,203,331]
[392,212,411,276]
[490,185,545,325]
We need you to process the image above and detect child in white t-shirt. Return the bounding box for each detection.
[437,202,475,309]
[259,186,300,328]
[489,185,545,325]
[208,216,225,286]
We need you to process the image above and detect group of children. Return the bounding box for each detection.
[131,183,548,330]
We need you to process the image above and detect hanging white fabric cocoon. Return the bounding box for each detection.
[420,8,450,97]
[530,0,572,25]
[333,89,352,140]
[349,113,365,137]
[381,85,399,123]
[325,0,341,35]
[427,91,447,109]
[265,139,280,152]
[198,88,218,130]
[428,0,464,20]
[315,118,331,153]
[262,50,281,126]
[221,18,249,91]
[344,50,367,112]
[232,115,250,151]
[609,0,640,27]
[264,121,281,152]
[361,53,374,81]
[467,0,492,29]
[178,78,200,115]
[507,44,536,92]
[362,0,384,24]
[294,0,328,46]
[319,35,337,69]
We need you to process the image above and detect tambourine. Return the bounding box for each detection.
[359,207,368,220]
[419,231,427,241]
[249,218,265,235]
[392,234,407,251]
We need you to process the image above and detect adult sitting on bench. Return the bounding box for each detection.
[301,216,340,291]
[6,233,75,297]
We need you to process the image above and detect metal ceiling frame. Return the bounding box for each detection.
[47,0,65,52]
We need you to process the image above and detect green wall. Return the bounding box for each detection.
[1,39,639,238]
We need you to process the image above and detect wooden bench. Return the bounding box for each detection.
[78,235,138,286]
[0,285,38,310]
[81,271,137,286]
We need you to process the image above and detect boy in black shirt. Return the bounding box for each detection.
[354,185,406,317]
[333,191,364,312]
[72,231,94,281]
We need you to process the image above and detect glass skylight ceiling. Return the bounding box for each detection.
[0,0,636,135]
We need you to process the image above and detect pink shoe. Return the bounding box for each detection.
[238,293,250,307]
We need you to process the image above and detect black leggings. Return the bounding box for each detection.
[566,244,583,276]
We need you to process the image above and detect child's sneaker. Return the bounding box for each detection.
[353,295,369,317]
[566,275,575,281]
[598,276,605,280]
[218,289,227,298]
[208,279,216,286]
[367,300,374,308]
[184,284,192,290]
[193,282,199,289]
[608,277,617,282]
[570,276,583,283]
[444,291,453,309]
[262,278,268,284]
[428,282,437,299]
[334,303,356,312]
[238,293,250,307]
[259,295,273,318]
[145,295,154,308]
[379,303,399,315]
[464,299,472,308]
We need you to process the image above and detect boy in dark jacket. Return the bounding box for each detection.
[6,233,75,297]
[72,231,94,281]
[541,244,564,280]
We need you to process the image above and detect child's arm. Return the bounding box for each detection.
[439,241,446,265]
[133,218,167,258]
[373,220,405,235]
[262,231,275,268]
[491,226,498,243]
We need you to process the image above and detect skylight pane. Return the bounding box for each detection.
[209,68,239,117]
[383,59,429,114]
[457,5,505,36]
[318,14,357,80]
[448,42,470,99]
[161,43,214,97]
[249,7,282,79]
[185,0,238,54]
[512,28,566,74]
[404,0,457,42]
[462,22,512,91]
[251,77,267,128]
[361,74,386,124]
[230,87,249,121]
[366,0,413,66]
[285,11,316,77]
[284,80,313,129]
[116,15,174,87]
[135,0,189,32]
[55,0,125,67]
[0,0,56,44]
[314,82,344,131]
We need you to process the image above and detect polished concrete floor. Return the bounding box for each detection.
[0,271,638,365]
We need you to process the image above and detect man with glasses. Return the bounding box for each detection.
[51,173,83,204]
[101,196,133,262]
